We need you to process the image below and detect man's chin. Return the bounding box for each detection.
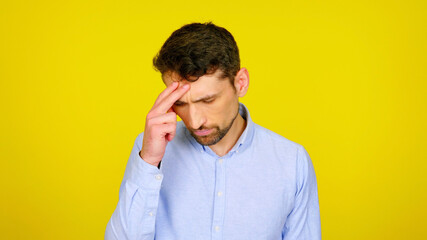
[191,132,219,146]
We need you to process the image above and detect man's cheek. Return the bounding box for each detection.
[174,111,187,122]
[172,107,182,117]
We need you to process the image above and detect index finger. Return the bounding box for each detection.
[153,81,179,106]
[152,83,190,113]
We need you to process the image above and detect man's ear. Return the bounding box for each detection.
[233,67,249,97]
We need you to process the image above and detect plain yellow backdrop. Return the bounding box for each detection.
[1,0,426,239]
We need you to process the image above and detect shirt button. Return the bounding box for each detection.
[155,174,162,180]
[148,212,154,216]
[217,191,223,197]
[215,226,220,231]
[218,158,223,163]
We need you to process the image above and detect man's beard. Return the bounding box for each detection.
[189,109,239,146]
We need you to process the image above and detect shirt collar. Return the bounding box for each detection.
[183,102,255,158]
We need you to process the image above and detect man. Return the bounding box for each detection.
[105,22,321,240]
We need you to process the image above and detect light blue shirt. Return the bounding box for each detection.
[105,103,321,240]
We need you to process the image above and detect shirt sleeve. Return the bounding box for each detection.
[282,145,321,239]
[105,132,164,240]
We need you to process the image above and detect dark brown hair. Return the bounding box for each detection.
[152,22,240,84]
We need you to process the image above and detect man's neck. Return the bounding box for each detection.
[208,113,247,157]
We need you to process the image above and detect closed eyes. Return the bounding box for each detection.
[174,98,215,106]
[203,99,214,104]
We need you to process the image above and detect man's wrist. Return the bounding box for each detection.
[130,150,163,189]
[139,150,161,168]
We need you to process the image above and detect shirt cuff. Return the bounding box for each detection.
[128,150,164,190]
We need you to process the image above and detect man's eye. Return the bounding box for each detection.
[174,102,185,106]
[203,99,214,104]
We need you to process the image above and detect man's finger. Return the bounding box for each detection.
[153,84,190,113]
[153,81,179,107]
[153,123,176,138]
[146,112,177,126]
[146,103,176,120]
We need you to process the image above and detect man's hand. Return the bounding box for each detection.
[140,81,190,167]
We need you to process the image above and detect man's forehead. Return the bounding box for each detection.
[162,71,184,83]
[162,69,226,84]
[177,80,221,103]
[162,71,229,103]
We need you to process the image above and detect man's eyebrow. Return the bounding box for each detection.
[175,93,219,104]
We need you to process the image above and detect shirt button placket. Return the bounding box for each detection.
[212,157,226,240]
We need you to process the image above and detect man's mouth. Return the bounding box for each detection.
[193,128,214,136]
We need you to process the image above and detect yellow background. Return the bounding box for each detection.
[1,0,426,239]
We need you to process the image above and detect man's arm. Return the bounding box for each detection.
[282,146,321,239]
[105,133,163,240]
[105,82,190,239]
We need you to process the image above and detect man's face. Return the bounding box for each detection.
[163,70,240,146]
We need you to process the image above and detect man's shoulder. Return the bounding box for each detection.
[253,123,303,150]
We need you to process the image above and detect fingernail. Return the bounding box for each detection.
[182,84,189,89]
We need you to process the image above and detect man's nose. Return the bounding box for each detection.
[188,105,206,130]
